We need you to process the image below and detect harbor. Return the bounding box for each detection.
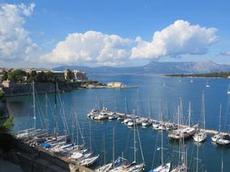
[7,74,230,172]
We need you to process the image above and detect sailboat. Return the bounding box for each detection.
[149,111,171,172]
[16,81,47,139]
[127,120,145,172]
[193,93,207,142]
[95,132,113,172]
[211,104,223,143]
[211,104,230,145]
[171,143,188,172]
[110,118,145,172]
[168,100,196,140]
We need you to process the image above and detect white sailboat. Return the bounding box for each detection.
[95,132,113,172]
[193,93,207,143]
[210,104,230,145]
[128,120,145,172]
[80,154,100,166]
[168,100,196,140]
[16,81,41,139]
[171,144,188,172]
[149,111,171,172]
[211,104,222,142]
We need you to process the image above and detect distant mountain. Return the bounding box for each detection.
[53,61,230,75]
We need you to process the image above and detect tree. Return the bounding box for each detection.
[2,71,8,81]
[27,70,37,83]
[7,69,26,82]
[35,71,48,82]
[65,69,74,81]
[46,71,54,82]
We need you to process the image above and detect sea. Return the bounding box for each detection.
[7,74,230,171]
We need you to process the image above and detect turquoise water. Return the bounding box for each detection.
[7,74,230,171]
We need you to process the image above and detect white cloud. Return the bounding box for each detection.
[0,4,220,67]
[131,20,217,59]
[42,31,133,66]
[43,20,218,66]
[0,3,37,63]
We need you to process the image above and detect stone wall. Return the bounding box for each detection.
[3,82,81,97]
[0,134,93,172]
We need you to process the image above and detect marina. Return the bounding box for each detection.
[87,107,230,143]
[8,74,230,172]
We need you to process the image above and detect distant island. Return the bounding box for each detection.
[166,72,230,78]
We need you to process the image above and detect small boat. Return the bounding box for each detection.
[96,163,113,172]
[171,164,187,172]
[148,163,171,172]
[108,115,116,120]
[153,122,165,130]
[127,121,134,127]
[123,118,132,124]
[193,94,207,143]
[142,120,151,127]
[193,131,207,143]
[80,154,99,166]
[211,133,223,142]
[127,162,145,172]
[70,152,83,159]
[216,134,230,145]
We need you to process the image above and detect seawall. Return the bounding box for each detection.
[0,133,94,172]
[3,82,81,97]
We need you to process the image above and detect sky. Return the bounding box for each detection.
[0,0,230,68]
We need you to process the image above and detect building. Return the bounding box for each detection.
[51,71,66,81]
[73,70,88,81]
[1,80,15,88]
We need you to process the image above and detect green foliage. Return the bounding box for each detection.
[7,69,26,82]
[0,90,4,100]
[0,113,13,132]
[166,72,230,78]
[26,70,37,83]
[1,115,13,130]
[2,71,8,80]
[65,69,75,81]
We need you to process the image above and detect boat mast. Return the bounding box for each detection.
[103,133,106,165]
[160,110,164,165]
[45,93,48,130]
[89,121,92,152]
[202,92,206,129]
[188,101,191,127]
[133,114,137,163]
[219,104,222,133]
[32,81,36,129]
[112,127,115,167]
[196,144,199,172]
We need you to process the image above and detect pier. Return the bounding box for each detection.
[87,108,230,141]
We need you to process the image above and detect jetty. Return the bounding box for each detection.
[87,107,230,142]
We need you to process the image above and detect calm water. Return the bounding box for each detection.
[7,74,230,171]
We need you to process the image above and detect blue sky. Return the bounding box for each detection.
[1,0,230,67]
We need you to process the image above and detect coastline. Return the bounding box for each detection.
[165,72,230,78]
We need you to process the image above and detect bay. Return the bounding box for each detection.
[7,74,230,171]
